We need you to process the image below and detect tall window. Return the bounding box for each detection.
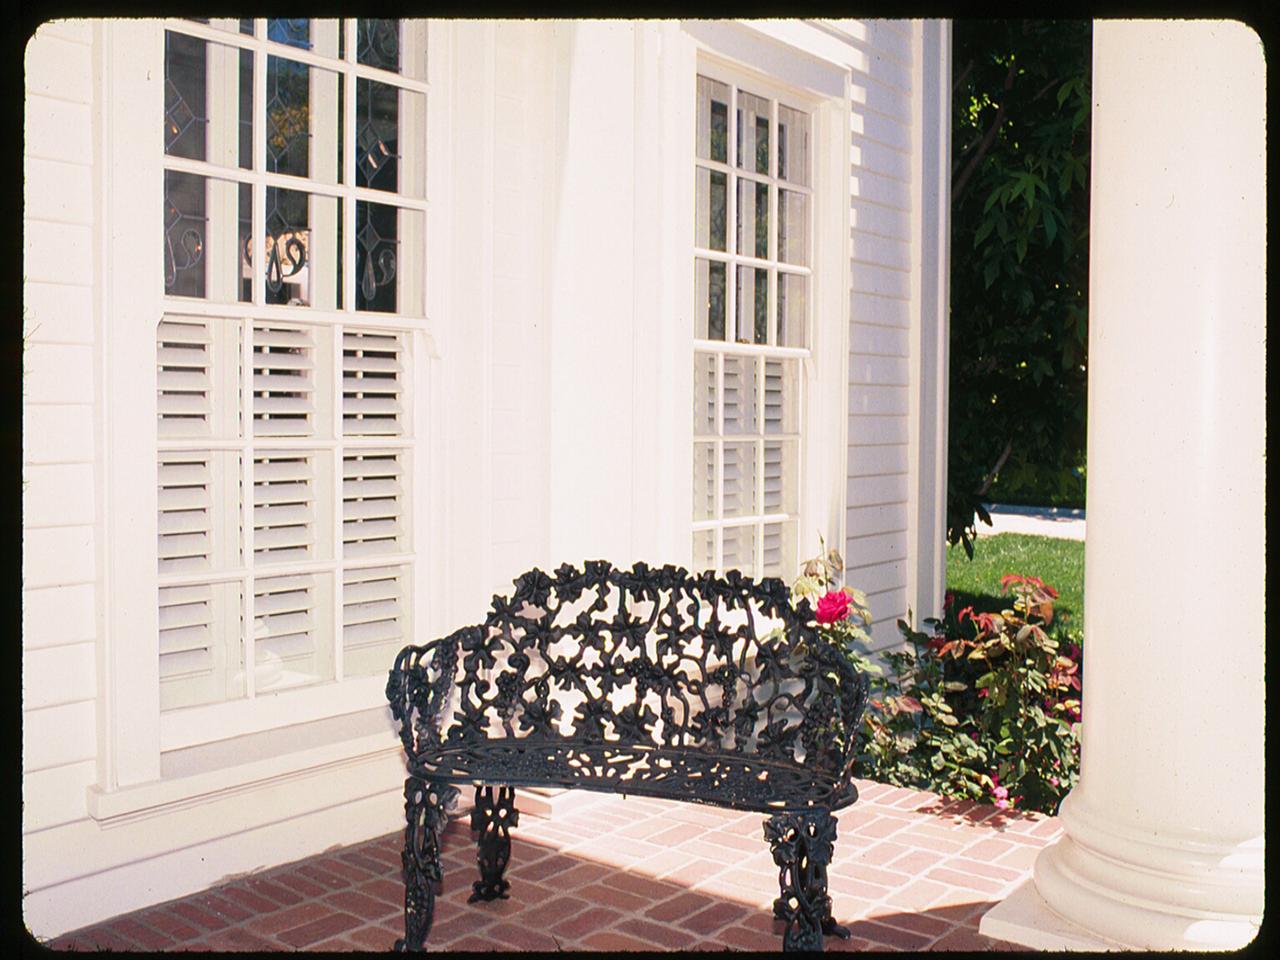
[693,72,812,579]
[157,19,427,711]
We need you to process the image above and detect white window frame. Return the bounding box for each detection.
[94,19,450,799]
[686,36,852,582]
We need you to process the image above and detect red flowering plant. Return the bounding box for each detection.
[785,535,880,681]
[854,573,1082,815]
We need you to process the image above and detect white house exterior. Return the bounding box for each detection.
[22,18,952,938]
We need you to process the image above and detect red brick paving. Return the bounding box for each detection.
[45,778,1038,952]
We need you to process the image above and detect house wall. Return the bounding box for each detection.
[21,18,948,938]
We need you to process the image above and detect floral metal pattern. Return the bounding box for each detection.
[386,561,870,952]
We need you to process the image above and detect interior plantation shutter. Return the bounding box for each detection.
[156,317,415,711]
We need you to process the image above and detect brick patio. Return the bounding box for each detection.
[44,779,1060,951]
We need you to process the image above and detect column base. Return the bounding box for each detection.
[980,879,1130,951]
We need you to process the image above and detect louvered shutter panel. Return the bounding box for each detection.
[157,320,213,438]
[722,355,758,435]
[343,330,403,436]
[722,524,756,577]
[254,453,315,564]
[343,452,404,557]
[253,324,315,436]
[694,351,717,436]
[342,565,407,676]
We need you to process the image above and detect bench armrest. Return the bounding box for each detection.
[386,625,476,756]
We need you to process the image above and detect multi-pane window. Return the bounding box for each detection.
[157,19,426,712]
[693,72,812,579]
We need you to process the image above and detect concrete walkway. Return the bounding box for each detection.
[981,503,1085,541]
[46,779,1058,952]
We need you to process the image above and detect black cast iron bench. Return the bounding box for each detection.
[385,561,870,951]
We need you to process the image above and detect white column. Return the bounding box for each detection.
[981,20,1264,951]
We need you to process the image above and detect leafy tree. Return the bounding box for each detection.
[948,21,1092,556]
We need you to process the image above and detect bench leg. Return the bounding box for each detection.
[395,776,458,952]
[469,785,519,902]
[765,808,850,952]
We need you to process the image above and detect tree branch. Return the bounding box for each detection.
[974,439,1014,497]
[952,59,1019,205]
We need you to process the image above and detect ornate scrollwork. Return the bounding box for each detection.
[765,809,850,951]
[394,776,458,953]
[356,204,398,305]
[469,785,518,902]
[386,561,870,952]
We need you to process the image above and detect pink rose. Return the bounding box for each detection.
[815,590,853,624]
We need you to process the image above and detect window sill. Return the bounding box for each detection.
[86,722,401,826]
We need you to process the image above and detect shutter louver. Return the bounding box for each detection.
[158,320,213,438]
[343,330,404,436]
[253,324,315,436]
[343,451,404,558]
[342,564,407,676]
[694,351,717,436]
[158,454,214,576]
[254,453,315,564]
[722,355,758,435]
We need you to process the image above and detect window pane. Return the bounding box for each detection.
[266,56,342,184]
[777,104,810,187]
[262,188,342,309]
[735,178,769,260]
[165,32,253,170]
[356,202,425,316]
[158,450,242,575]
[694,351,717,436]
[764,358,800,434]
[159,580,246,710]
[763,439,799,514]
[253,450,333,564]
[358,19,400,71]
[777,273,808,348]
[692,528,716,573]
[695,167,727,251]
[253,571,336,693]
[253,323,322,437]
[696,75,729,163]
[343,451,407,557]
[736,91,770,175]
[694,258,726,340]
[164,172,253,303]
[158,318,243,439]
[693,441,717,521]
[722,523,758,577]
[722,355,759,435]
[356,80,427,198]
[722,441,758,518]
[735,266,768,345]
[762,520,797,579]
[343,564,410,677]
[344,330,407,436]
[778,189,809,265]
[266,18,340,58]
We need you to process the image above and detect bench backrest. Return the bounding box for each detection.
[390,561,869,794]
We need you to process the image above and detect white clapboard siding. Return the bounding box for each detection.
[343,451,404,558]
[844,20,914,620]
[342,564,407,677]
[343,330,404,436]
[254,453,316,564]
[253,324,315,437]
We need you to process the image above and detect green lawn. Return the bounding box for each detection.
[945,533,1085,642]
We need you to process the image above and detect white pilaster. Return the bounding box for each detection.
[981,20,1265,951]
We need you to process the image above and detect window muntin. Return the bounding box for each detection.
[693,71,811,579]
[157,18,426,714]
